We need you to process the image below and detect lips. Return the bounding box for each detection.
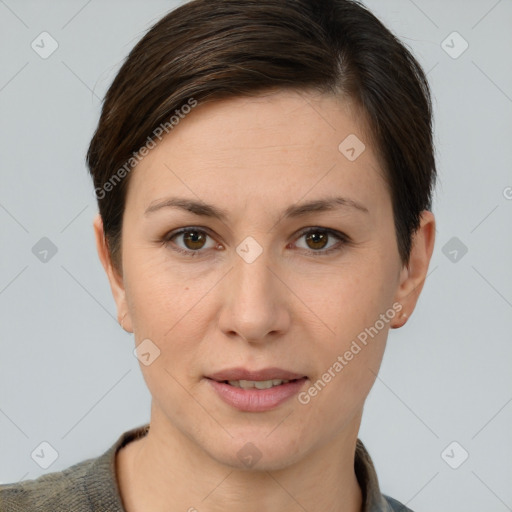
[206,375,308,412]
[206,367,306,382]
[205,367,309,411]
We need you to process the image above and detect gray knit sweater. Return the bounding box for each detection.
[0,424,413,512]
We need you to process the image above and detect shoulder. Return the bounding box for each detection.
[381,494,415,512]
[0,425,149,512]
[0,456,96,512]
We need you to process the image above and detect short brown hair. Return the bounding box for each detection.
[87,0,436,272]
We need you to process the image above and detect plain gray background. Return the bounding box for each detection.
[1,1,511,511]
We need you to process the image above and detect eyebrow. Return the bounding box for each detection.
[144,196,369,221]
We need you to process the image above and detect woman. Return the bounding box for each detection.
[0,0,436,510]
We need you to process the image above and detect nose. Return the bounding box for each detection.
[217,242,291,344]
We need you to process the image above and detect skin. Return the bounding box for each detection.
[93,89,435,512]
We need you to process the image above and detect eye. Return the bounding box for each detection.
[292,227,348,255]
[163,227,218,256]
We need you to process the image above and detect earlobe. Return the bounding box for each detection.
[93,213,134,333]
[391,311,408,329]
[390,210,436,329]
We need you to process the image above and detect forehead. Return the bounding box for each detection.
[125,90,389,218]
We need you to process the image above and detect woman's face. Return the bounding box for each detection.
[96,89,433,470]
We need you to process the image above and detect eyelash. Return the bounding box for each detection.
[161,226,350,257]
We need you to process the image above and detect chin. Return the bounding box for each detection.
[201,430,308,472]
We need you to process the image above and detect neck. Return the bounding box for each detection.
[116,407,363,512]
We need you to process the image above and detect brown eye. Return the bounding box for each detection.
[164,227,217,255]
[182,230,207,250]
[304,231,329,250]
[294,228,347,255]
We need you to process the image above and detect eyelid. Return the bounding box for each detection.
[294,226,348,242]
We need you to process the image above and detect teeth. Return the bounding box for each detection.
[227,379,290,389]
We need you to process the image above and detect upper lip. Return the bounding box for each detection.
[206,367,306,382]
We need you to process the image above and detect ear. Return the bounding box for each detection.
[391,210,436,328]
[93,213,133,333]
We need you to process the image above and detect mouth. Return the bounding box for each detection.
[205,370,308,412]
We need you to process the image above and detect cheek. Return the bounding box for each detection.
[122,267,209,408]
[300,321,388,429]
[127,268,208,408]
[296,252,397,341]
[297,254,396,406]
[123,243,213,334]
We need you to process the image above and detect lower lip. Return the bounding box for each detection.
[206,378,308,412]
